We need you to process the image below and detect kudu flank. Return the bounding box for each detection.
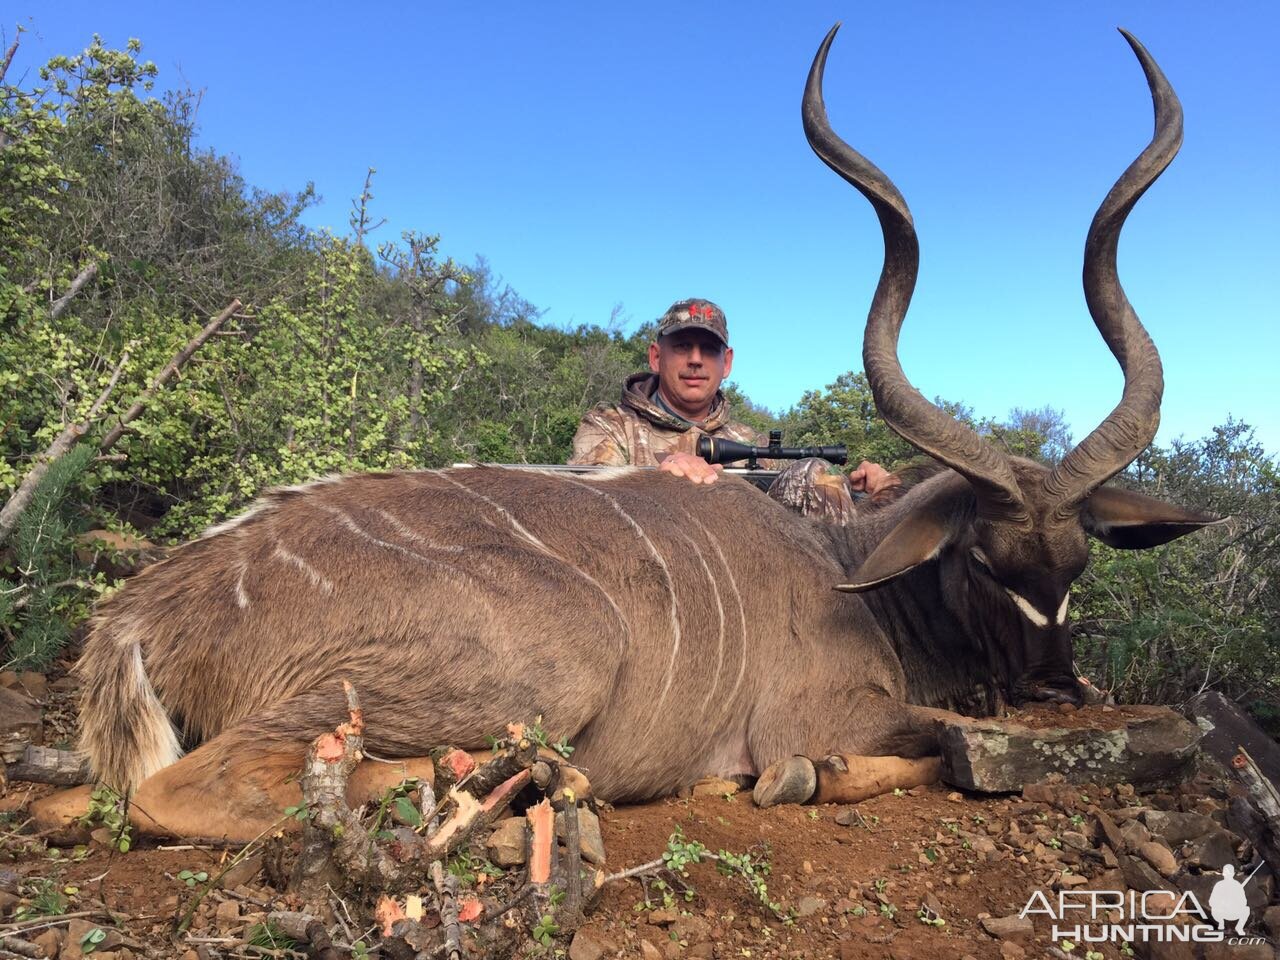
[65,26,1215,838]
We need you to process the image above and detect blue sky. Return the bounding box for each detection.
[10,2,1278,452]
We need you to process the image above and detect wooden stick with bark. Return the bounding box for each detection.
[0,351,129,545]
[99,298,242,451]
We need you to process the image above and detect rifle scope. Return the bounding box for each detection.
[697,431,847,470]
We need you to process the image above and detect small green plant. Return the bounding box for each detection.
[13,877,67,921]
[806,809,820,821]
[849,904,867,918]
[873,877,888,893]
[880,902,897,919]
[916,909,945,928]
[531,913,560,946]
[76,785,133,853]
[892,787,906,797]
[1070,813,1086,827]
[1048,837,1063,850]
[78,928,107,954]
[525,715,575,759]
[246,921,298,950]
[942,820,960,835]
[448,849,503,885]
[176,869,209,887]
[351,942,371,960]
[1085,951,1104,960]
[283,803,312,822]
[970,813,986,825]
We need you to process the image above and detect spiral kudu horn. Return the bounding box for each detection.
[802,24,1029,524]
[1042,30,1182,519]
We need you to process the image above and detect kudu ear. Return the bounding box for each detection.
[1081,486,1223,549]
[834,501,953,593]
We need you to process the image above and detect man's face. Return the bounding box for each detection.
[648,329,734,420]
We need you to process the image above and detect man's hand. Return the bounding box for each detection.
[848,460,900,497]
[659,452,723,485]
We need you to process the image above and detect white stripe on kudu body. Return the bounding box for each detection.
[553,475,683,718]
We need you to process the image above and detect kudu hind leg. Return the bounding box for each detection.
[750,693,946,807]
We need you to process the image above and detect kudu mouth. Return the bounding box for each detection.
[801,24,1182,524]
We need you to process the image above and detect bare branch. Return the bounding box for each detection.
[0,350,130,545]
[99,298,241,451]
[48,262,100,320]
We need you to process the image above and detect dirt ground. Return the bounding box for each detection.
[2,677,1278,959]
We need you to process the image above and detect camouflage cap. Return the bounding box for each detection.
[656,298,728,345]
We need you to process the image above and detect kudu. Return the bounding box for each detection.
[39,26,1216,841]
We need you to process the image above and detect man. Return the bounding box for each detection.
[569,297,897,496]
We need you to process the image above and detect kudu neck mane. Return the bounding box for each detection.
[819,465,1000,714]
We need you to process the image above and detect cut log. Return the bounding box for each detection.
[1185,691,1280,789]
[939,704,1200,792]
[6,745,91,785]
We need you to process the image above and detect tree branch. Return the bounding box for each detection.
[48,262,100,320]
[99,298,241,451]
[0,351,130,545]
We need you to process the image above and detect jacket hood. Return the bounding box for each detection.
[620,372,734,433]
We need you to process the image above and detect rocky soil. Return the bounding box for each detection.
[2,668,1278,960]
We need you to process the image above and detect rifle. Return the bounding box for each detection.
[453,431,847,492]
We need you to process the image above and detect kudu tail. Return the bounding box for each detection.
[76,616,182,794]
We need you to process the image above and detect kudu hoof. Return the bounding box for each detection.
[752,755,817,807]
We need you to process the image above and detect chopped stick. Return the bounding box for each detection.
[458,736,538,797]
[432,860,463,960]
[557,792,584,920]
[265,912,341,960]
[289,680,395,896]
[424,768,531,859]
[527,798,555,886]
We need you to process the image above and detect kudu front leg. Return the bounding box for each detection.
[752,753,942,807]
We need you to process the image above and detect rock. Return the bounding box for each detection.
[1060,830,1091,851]
[834,807,860,826]
[940,706,1200,792]
[569,924,618,960]
[215,899,240,925]
[796,896,826,917]
[34,927,64,958]
[1119,818,1152,850]
[0,890,17,916]
[999,942,1026,960]
[691,776,740,798]
[219,854,263,889]
[1264,904,1280,938]
[1182,829,1236,870]
[1142,810,1218,844]
[640,941,662,960]
[978,914,1033,941]
[671,915,711,943]
[649,907,679,925]
[1137,840,1178,878]
[1202,945,1274,960]
[65,919,123,957]
[1095,810,1126,851]
[1185,691,1280,788]
[486,816,528,867]
[1119,853,1165,893]
[0,686,42,762]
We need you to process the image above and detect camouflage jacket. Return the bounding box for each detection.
[569,373,765,467]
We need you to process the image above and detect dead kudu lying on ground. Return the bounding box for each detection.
[36,27,1216,842]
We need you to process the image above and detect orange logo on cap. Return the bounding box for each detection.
[688,303,714,321]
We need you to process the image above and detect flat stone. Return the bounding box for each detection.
[219,854,263,889]
[1138,840,1179,878]
[978,914,1033,941]
[215,899,240,924]
[485,816,527,867]
[568,924,618,960]
[64,919,123,957]
[1119,853,1165,893]
[671,915,711,943]
[999,941,1026,960]
[940,705,1200,793]
[1142,809,1218,844]
[1119,819,1152,850]
[1182,829,1237,870]
[33,928,64,957]
[796,896,826,918]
